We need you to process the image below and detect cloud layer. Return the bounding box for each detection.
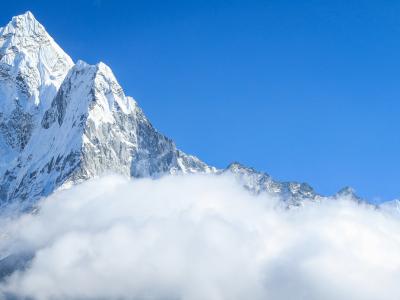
[1,174,400,300]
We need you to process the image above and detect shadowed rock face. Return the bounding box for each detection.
[0,12,359,211]
[0,107,34,151]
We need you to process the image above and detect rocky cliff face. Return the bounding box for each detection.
[0,12,357,210]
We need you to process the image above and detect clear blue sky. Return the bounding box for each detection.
[1,0,399,202]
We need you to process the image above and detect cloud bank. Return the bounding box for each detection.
[1,174,400,300]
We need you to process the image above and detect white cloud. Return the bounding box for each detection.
[1,174,400,300]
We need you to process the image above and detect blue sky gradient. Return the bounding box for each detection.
[1,0,399,202]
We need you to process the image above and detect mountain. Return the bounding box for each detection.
[0,12,217,210]
[0,12,356,210]
[221,162,321,206]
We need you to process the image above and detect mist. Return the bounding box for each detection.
[1,174,400,300]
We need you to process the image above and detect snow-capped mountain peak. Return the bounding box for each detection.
[0,13,214,210]
[5,11,43,38]
[0,11,73,112]
[0,12,367,211]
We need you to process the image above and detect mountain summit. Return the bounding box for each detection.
[0,12,217,209]
[0,12,348,210]
[0,11,73,111]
